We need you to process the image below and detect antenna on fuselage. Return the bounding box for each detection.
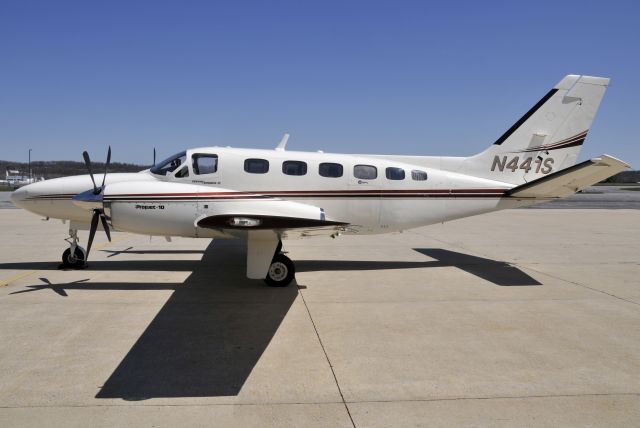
[275,133,290,151]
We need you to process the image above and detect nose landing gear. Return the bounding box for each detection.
[61,228,86,269]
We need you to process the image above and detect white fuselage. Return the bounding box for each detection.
[11,146,528,239]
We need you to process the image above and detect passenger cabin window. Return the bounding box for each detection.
[282,161,307,176]
[386,167,405,180]
[354,164,377,180]
[150,151,187,176]
[411,170,428,181]
[319,162,343,178]
[193,154,218,175]
[175,166,189,178]
[244,158,269,174]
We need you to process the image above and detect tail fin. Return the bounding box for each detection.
[460,75,610,185]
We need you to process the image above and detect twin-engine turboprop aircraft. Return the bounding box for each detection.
[11,75,629,286]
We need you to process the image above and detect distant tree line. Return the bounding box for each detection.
[1,160,148,179]
[600,170,640,184]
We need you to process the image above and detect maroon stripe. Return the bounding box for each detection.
[524,139,584,152]
[523,137,585,153]
[523,130,588,152]
[108,188,508,198]
[542,133,587,148]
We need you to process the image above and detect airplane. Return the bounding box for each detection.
[11,74,629,287]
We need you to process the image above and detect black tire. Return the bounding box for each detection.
[62,247,86,268]
[264,253,295,287]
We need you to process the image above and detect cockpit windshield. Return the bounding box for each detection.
[150,151,187,176]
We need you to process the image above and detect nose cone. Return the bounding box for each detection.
[10,185,29,209]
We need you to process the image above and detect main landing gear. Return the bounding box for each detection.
[61,228,86,269]
[264,240,295,287]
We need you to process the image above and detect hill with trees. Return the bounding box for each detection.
[1,160,148,179]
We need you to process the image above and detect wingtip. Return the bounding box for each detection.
[593,154,631,169]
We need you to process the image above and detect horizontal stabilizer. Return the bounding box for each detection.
[507,155,629,199]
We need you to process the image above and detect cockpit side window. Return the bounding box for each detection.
[192,154,218,175]
[175,166,189,178]
[150,151,187,176]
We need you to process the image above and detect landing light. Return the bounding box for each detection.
[228,217,262,227]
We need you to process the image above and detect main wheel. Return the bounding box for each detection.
[62,246,87,268]
[264,253,295,287]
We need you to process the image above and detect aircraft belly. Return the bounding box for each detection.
[380,198,446,231]
[443,198,506,223]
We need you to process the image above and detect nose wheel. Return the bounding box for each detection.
[264,252,295,287]
[62,246,87,268]
[61,227,87,269]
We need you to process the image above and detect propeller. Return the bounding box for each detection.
[153,147,156,166]
[82,151,98,193]
[75,146,113,262]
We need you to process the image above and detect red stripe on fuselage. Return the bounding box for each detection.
[105,188,509,198]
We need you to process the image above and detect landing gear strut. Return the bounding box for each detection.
[62,228,86,269]
[264,241,295,287]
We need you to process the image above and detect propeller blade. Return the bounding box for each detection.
[86,210,100,260]
[100,214,111,242]
[82,151,98,193]
[153,147,156,165]
[101,146,111,189]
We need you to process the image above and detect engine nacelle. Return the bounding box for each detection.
[103,180,331,238]
[105,181,205,237]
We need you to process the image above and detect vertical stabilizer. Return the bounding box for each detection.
[460,75,610,185]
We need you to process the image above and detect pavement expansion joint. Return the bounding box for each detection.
[298,286,357,428]
[344,392,640,404]
[524,265,640,307]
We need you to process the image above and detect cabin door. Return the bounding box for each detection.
[347,163,381,233]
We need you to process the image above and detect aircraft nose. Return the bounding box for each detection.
[10,186,29,209]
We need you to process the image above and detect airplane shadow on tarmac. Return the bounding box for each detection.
[8,239,296,399]
[1,249,540,287]
[3,244,538,399]
[296,248,541,287]
[94,239,298,400]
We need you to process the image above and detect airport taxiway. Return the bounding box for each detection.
[0,205,638,427]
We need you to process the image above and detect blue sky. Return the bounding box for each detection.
[1,0,639,167]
